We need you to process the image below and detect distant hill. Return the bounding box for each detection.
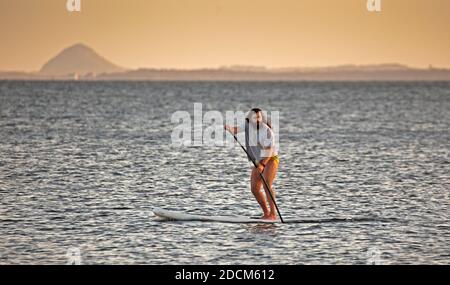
[39,43,125,76]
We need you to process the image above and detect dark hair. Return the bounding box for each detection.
[248,107,272,129]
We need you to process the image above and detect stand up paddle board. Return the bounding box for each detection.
[154,207,280,223]
[153,208,375,224]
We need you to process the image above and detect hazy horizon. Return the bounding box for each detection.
[1,0,450,71]
[2,41,445,74]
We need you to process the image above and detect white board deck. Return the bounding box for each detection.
[153,208,369,224]
[153,207,280,223]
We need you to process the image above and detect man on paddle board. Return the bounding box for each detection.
[225,108,279,220]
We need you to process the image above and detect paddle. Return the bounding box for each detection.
[226,129,285,223]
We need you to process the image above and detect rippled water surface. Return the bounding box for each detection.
[0,81,449,264]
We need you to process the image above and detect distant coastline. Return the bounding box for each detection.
[1,44,450,81]
[2,65,450,81]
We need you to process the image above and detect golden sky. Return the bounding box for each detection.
[1,0,449,71]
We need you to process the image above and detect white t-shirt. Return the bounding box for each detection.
[237,121,278,160]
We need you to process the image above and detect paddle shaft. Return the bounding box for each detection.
[229,132,285,223]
